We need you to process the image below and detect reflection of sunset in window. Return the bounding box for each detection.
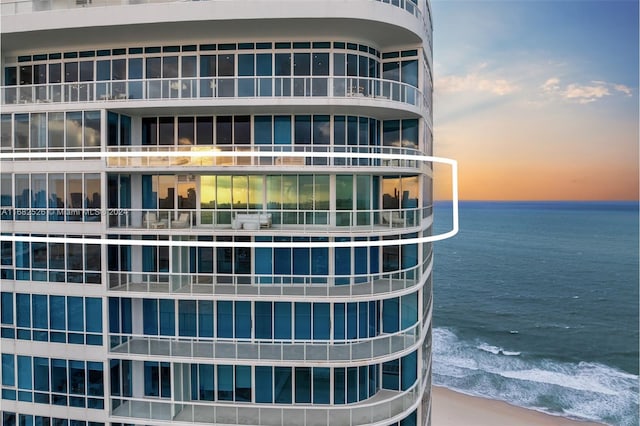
[200,176,215,208]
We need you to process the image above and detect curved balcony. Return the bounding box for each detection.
[104,144,428,172]
[1,0,428,31]
[107,253,433,299]
[108,320,424,364]
[110,379,425,426]
[1,76,427,113]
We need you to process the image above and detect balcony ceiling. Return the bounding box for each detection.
[1,2,424,54]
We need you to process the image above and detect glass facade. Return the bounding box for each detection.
[0,1,441,424]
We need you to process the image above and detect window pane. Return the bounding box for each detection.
[294,302,311,339]
[274,302,291,339]
[217,365,233,401]
[401,292,418,329]
[294,116,311,144]
[18,355,33,390]
[198,300,214,337]
[49,296,65,330]
[401,351,417,390]
[143,299,158,335]
[146,57,161,78]
[312,303,330,340]
[69,360,85,395]
[217,301,232,338]
[234,301,251,339]
[216,116,232,144]
[313,367,330,404]
[255,302,272,339]
[274,116,291,144]
[334,303,345,340]
[32,295,47,329]
[2,353,15,386]
[196,117,213,145]
[163,56,178,78]
[347,367,357,403]
[67,297,84,332]
[383,298,399,333]
[1,292,13,325]
[14,114,28,149]
[294,367,311,403]
[255,366,272,403]
[334,368,345,404]
[274,367,291,403]
[178,300,197,337]
[65,112,83,149]
[159,299,175,336]
[275,54,291,76]
[16,293,30,328]
[144,362,159,396]
[178,117,194,146]
[254,116,272,145]
[33,358,49,392]
[235,365,251,402]
[234,116,251,144]
[158,117,174,146]
[199,364,214,401]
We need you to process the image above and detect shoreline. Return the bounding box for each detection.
[431,386,606,426]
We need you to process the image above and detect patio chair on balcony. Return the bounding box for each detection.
[171,213,190,229]
[381,211,404,227]
[144,212,166,229]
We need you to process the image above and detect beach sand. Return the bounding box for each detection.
[432,386,606,426]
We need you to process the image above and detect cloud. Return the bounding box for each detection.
[564,83,610,104]
[541,78,633,104]
[436,72,519,96]
[541,78,560,93]
[613,84,633,96]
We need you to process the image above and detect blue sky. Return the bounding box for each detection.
[431,0,639,200]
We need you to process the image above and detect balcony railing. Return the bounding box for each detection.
[108,321,423,363]
[104,144,427,171]
[105,206,428,232]
[2,76,424,110]
[110,381,424,426]
[106,255,433,297]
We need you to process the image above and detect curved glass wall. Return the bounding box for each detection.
[2,43,426,106]
[108,351,418,407]
[106,293,419,342]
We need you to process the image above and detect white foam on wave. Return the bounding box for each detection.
[477,343,501,354]
[498,368,618,395]
[432,327,640,426]
[477,343,521,356]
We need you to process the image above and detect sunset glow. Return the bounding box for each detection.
[432,0,638,201]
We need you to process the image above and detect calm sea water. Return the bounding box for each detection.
[432,201,639,426]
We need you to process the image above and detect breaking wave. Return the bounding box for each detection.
[432,327,639,426]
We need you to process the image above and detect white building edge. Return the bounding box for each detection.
[0,1,457,425]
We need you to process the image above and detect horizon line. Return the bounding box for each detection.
[434,199,640,203]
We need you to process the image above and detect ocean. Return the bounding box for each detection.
[432,201,639,426]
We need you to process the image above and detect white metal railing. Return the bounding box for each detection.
[1,76,424,110]
[106,255,432,297]
[105,206,427,231]
[108,321,421,363]
[109,381,422,426]
[100,144,427,171]
[1,206,434,235]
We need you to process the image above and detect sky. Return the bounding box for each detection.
[431,0,639,201]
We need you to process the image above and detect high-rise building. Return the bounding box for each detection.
[0,1,455,425]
